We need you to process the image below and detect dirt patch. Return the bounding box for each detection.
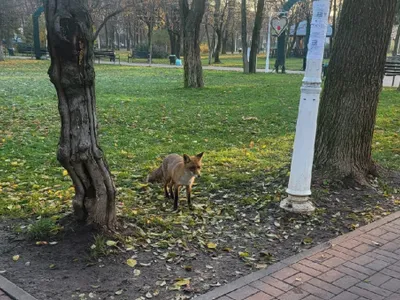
[1,169,399,300]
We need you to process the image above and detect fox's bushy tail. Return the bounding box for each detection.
[147,166,163,183]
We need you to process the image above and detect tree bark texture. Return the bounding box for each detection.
[314,0,397,184]
[180,0,206,88]
[44,0,117,228]
[248,0,264,73]
[0,42,4,62]
[241,0,249,73]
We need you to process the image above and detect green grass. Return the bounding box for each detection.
[114,50,328,71]
[0,60,398,221]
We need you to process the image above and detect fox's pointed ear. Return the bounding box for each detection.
[196,152,204,160]
[183,154,191,164]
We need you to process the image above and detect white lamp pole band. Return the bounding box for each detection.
[280,0,331,213]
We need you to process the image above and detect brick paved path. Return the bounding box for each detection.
[0,289,12,300]
[196,212,400,300]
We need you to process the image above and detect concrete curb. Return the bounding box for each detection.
[0,275,38,300]
[194,211,400,300]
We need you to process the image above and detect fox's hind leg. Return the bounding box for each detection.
[168,181,175,199]
[164,178,171,198]
[173,185,180,211]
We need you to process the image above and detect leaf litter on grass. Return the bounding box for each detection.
[0,61,399,300]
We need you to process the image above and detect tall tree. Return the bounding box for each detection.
[180,0,206,87]
[241,0,249,73]
[248,0,265,73]
[44,0,116,228]
[213,0,228,63]
[314,0,397,184]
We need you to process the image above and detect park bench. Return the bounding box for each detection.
[94,50,120,64]
[127,50,149,62]
[385,59,400,86]
[16,44,48,58]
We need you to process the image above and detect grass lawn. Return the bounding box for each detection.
[114,50,329,71]
[0,59,399,299]
[0,59,399,218]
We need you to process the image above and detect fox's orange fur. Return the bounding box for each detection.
[148,152,204,210]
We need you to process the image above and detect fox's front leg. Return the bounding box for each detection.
[173,185,180,211]
[186,185,193,210]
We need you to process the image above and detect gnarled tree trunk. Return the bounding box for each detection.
[180,0,206,88]
[44,0,116,229]
[314,0,397,185]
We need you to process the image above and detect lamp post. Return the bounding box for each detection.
[280,0,330,213]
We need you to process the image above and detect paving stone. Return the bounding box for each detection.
[284,273,312,287]
[365,251,397,264]
[308,278,343,295]
[355,282,392,297]
[244,291,274,300]
[302,295,323,300]
[291,263,322,277]
[342,261,376,276]
[335,265,369,280]
[319,270,346,283]
[380,278,400,292]
[332,275,360,289]
[250,280,284,297]
[381,268,400,279]
[380,232,399,241]
[324,249,354,261]
[322,257,346,268]
[351,254,375,266]
[338,239,363,249]
[296,260,330,273]
[384,293,400,300]
[367,228,388,237]
[364,259,390,271]
[329,245,360,258]
[365,273,392,287]
[260,276,292,292]
[277,287,309,300]
[347,286,384,300]
[381,242,400,252]
[216,297,234,300]
[308,253,333,263]
[300,283,334,299]
[271,267,299,280]
[352,244,376,254]
[227,286,259,300]
[330,291,359,300]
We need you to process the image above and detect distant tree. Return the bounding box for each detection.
[180,0,206,87]
[45,0,116,228]
[315,0,397,185]
[213,0,229,63]
[248,0,265,73]
[241,0,248,72]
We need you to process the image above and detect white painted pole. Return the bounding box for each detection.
[265,13,272,73]
[280,0,330,213]
[247,47,250,62]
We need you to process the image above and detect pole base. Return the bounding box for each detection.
[280,195,315,214]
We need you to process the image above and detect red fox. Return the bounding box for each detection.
[147,152,204,210]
